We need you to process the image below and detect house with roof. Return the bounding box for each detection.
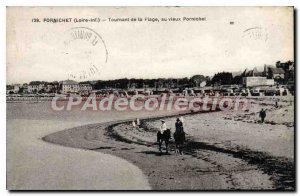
[61,80,80,93]
[241,66,274,87]
[265,66,285,80]
[79,82,93,95]
[28,81,46,93]
[79,82,93,92]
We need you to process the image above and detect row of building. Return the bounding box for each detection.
[7,61,294,95]
[7,80,93,95]
[242,62,294,88]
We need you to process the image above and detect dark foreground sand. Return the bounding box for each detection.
[43,97,294,190]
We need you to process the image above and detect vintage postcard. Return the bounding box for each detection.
[6,6,294,190]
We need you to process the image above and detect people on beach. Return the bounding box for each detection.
[132,120,136,127]
[136,118,140,128]
[174,118,186,155]
[175,118,183,132]
[157,120,171,153]
[160,120,167,133]
[259,108,266,123]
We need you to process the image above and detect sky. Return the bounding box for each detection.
[7,7,294,84]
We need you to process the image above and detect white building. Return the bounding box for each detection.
[28,85,38,93]
[242,67,275,87]
[61,80,80,93]
[242,77,274,87]
[79,83,93,92]
[28,83,45,93]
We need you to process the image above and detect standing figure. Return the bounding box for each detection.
[136,118,141,128]
[132,120,136,128]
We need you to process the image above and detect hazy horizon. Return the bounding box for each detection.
[6,62,293,85]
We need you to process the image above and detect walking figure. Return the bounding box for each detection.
[259,108,266,123]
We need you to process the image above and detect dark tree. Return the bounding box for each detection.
[211,72,233,85]
[190,75,206,87]
[232,75,243,85]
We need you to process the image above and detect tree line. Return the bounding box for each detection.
[6,73,242,91]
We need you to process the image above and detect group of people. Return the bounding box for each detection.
[132,118,141,128]
[131,107,267,155]
[157,117,186,155]
[130,116,186,154]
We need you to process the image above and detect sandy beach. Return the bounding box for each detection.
[41,96,295,190]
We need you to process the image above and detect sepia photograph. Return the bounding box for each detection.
[6,6,295,191]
